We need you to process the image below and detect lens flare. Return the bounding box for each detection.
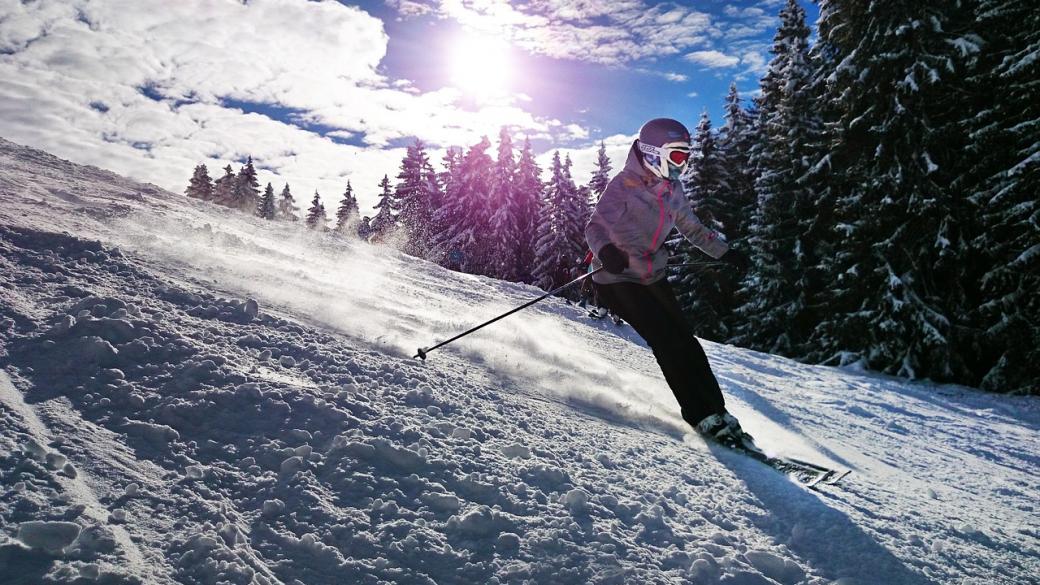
[450,34,511,100]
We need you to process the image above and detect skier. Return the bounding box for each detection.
[585,118,750,447]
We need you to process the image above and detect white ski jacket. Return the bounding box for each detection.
[585,141,729,285]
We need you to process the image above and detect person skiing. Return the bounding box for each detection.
[585,118,749,447]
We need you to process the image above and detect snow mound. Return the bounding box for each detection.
[17,521,81,553]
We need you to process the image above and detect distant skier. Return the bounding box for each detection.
[585,118,749,446]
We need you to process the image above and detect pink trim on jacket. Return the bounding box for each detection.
[646,181,669,281]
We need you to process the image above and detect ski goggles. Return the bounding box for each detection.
[638,141,691,166]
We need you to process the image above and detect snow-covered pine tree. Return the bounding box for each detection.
[369,175,396,242]
[277,184,299,221]
[335,181,360,234]
[305,191,327,230]
[232,156,261,213]
[577,184,593,228]
[212,165,237,207]
[533,152,585,294]
[562,154,590,259]
[431,137,494,274]
[513,138,543,283]
[735,0,824,355]
[808,0,973,382]
[257,182,276,220]
[717,83,757,248]
[672,112,733,341]
[185,164,213,201]
[394,140,440,257]
[487,128,520,281]
[437,147,462,203]
[958,0,1040,394]
[430,147,462,261]
[588,141,612,200]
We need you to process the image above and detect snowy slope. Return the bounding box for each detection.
[0,136,1037,585]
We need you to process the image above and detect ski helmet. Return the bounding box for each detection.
[637,118,691,180]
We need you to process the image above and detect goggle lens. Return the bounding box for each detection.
[668,150,690,165]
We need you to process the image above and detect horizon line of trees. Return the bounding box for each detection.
[183,130,610,292]
[183,0,1037,395]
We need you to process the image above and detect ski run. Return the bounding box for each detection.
[0,137,1037,584]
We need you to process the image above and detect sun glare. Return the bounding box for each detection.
[450,35,512,100]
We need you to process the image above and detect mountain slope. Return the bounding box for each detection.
[0,137,1037,584]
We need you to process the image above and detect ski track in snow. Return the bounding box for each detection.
[0,136,1038,584]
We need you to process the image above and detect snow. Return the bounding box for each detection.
[17,521,82,553]
[0,136,1038,584]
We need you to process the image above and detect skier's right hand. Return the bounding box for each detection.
[598,244,629,274]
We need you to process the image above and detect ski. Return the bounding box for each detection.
[722,435,850,488]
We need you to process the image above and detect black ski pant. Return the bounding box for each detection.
[596,278,726,427]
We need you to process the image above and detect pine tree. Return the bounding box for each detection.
[394,140,440,257]
[673,112,733,340]
[589,141,612,199]
[257,182,276,220]
[335,181,360,234]
[562,155,590,258]
[487,127,519,280]
[431,137,494,274]
[305,191,327,230]
[369,175,396,242]
[533,152,585,294]
[958,0,1040,393]
[185,164,213,201]
[718,83,758,246]
[233,156,261,213]
[277,184,299,221]
[735,0,825,354]
[809,0,973,381]
[212,165,237,207]
[513,138,543,283]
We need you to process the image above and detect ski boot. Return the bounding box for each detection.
[695,412,760,454]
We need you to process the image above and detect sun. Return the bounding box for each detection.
[450,34,512,100]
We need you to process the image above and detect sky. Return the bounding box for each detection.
[0,0,813,214]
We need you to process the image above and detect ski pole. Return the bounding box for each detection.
[666,261,729,270]
[415,267,605,360]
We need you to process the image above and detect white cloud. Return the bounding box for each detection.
[395,0,715,65]
[386,0,437,18]
[684,50,741,68]
[384,0,778,87]
[0,0,579,212]
[740,51,769,76]
[634,68,689,82]
[536,133,635,188]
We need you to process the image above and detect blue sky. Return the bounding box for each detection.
[0,0,815,212]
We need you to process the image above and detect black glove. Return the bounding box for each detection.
[598,244,629,274]
[723,248,750,272]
